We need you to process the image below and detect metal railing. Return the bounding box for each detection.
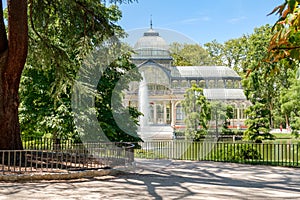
[1,141,134,175]
[135,140,300,167]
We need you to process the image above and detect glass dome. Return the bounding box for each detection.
[132,29,172,59]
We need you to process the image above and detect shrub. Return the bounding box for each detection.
[211,144,261,161]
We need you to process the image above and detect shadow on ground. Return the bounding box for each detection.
[1,159,300,199]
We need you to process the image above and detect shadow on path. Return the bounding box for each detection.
[1,159,300,199]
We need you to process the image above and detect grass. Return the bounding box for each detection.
[134,149,168,159]
[265,133,300,144]
[272,133,293,139]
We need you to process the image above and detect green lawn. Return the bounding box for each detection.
[272,133,293,139]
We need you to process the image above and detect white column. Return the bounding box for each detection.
[153,102,157,124]
[237,107,240,129]
[163,102,167,124]
[171,101,176,127]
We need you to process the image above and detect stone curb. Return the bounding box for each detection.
[0,169,126,182]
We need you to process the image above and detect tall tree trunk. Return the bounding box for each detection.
[285,114,289,131]
[0,1,28,150]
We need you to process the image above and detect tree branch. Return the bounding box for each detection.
[29,0,45,45]
[74,0,114,37]
[270,45,300,51]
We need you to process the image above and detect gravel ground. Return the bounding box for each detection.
[0,159,300,200]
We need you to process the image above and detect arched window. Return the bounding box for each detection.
[181,80,188,88]
[218,80,224,88]
[208,80,215,88]
[227,80,233,88]
[239,108,244,119]
[234,80,239,88]
[156,103,164,124]
[191,80,197,86]
[199,80,206,88]
[172,80,178,88]
[149,103,154,124]
[176,103,185,121]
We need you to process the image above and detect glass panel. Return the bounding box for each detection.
[176,104,185,121]
[156,104,164,124]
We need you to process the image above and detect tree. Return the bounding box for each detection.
[169,42,212,66]
[281,78,300,137]
[210,102,234,137]
[244,103,273,143]
[204,37,247,74]
[241,25,300,133]
[263,0,300,135]
[19,58,76,140]
[204,23,297,135]
[0,1,28,150]
[182,84,211,140]
[204,40,224,66]
[222,105,234,135]
[0,0,136,150]
[95,53,142,142]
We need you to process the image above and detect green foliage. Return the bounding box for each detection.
[212,144,261,161]
[134,149,167,159]
[281,79,300,137]
[204,40,224,66]
[264,1,300,137]
[210,102,234,136]
[19,0,140,142]
[241,25,296,132]
[204,37,247,74]
[27,0,128,95]
[19,64,76,140]
[182,84,211,140]
[222,105,234,135]
[169,42,213,66]
[95,53,142,142]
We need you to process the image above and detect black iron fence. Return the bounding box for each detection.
[0,137,135,175]
[135,140,300,167]
[4,137,299,175]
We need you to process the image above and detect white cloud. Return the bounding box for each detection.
[227,16,247,24]
[180,16,211,24]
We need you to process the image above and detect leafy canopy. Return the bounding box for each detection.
[20,0,141,142]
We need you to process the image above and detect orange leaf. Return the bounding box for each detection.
[282,8,290,18]
[268,5,284,16]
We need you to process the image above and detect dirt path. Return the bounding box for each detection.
[1,159,300,199]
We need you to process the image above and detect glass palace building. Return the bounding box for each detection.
[123,28,250,140]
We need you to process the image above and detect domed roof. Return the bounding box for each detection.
[132,28,172,60]
[134,29,169,50]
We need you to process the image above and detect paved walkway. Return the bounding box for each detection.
[1,159,300,199]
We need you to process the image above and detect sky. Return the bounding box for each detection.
[118,0,283,45]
